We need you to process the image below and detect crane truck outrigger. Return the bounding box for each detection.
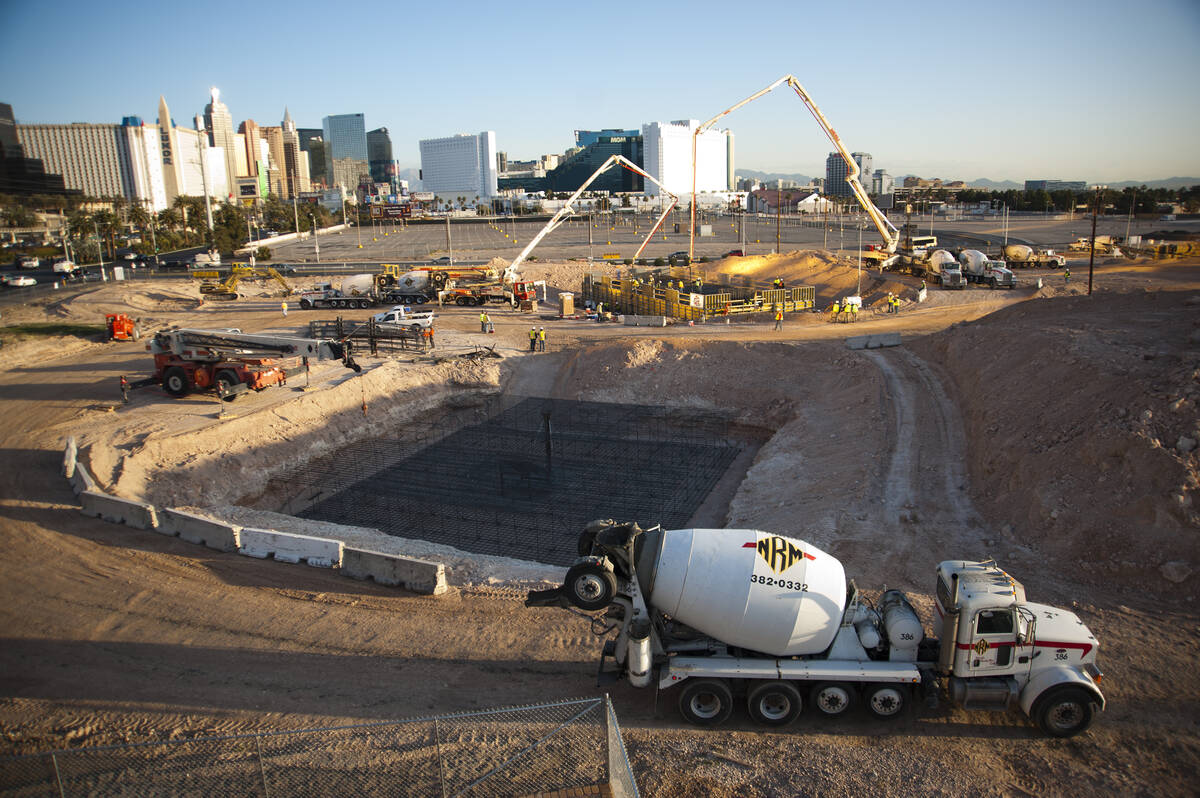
[127,328,360,402]
[528,521,1104,737]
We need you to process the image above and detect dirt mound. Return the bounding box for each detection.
[911,289,1200,592]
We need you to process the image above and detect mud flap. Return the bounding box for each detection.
[597,639,621,687]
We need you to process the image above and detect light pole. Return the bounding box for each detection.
[310,213,320,263]
[1088,185,1106,296]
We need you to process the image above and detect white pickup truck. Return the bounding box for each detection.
[372,305,435,332]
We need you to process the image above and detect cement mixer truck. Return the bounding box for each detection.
[527,521,1104,737]
[1003,245,1067,269]
[959,250,1016,289]
[925,250,965,289]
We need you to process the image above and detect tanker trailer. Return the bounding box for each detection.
[527,520,1104,737]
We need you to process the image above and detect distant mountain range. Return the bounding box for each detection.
[737,170,1199,191]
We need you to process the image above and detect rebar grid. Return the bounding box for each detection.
[268,397,742,566]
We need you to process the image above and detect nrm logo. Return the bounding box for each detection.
[756,536,813,574]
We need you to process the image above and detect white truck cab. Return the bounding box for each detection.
[934,560,1103,736]
[373,305,434,331]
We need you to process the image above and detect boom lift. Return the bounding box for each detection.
[688,75,900,266]
[508,154,680,272]
[130,328,360,402]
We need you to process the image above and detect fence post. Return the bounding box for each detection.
[256,735,271,798]
[434,717,447,798]
[51,752,66,798]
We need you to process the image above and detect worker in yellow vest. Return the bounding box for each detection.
[829,299,840,322]
[538,327,546,351]
[529,327,537,352]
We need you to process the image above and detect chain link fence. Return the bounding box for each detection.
[0,696,638,798]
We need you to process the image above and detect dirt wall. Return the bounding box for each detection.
[910,290,1200,591]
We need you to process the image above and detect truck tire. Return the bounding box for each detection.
[215,369,240,402]
[562,562,616,611]
[432,271,449,287]
[810,682,856,717]
[864,684,908,719]
[1034,686,1096,738]
[678,679,734,726]
[162,366,191,397]
[989,277,997,289]
[746,681,802,726]
[359,299,369,309]
[300,298,312,310]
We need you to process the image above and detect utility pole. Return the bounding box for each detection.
[1125,188,1136,243]
[310,213,320,262]
[1088,185,1105,296]
[775,187,781,254]
[445,214,453,265]
[292,195,300,237]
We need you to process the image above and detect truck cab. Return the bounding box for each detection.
[373,305,434,331]
[934,560,1103,736]
[982,260,1016,289]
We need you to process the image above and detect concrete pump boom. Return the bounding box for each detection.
[689,75,900,260]
[509,154,679,272]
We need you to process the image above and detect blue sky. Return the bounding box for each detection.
[1,0,1197,182]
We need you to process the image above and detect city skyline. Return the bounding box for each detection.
[1,0,1198,184]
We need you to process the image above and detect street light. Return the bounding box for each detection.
[310,213,320,263]
[1088,185,1106,295]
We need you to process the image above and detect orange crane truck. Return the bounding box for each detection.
[125,328,359,402]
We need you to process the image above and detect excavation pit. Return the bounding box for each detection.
[269,397,745,566]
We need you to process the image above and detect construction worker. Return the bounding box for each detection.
[120,375,130,404]
[281,301,288,317]
[850,302,859,323]
[1064,267,1071,284]
[774,306,783,331]
[480,311,492,333]
[529,327,537,352]
[538,327,546,351]
[829,298,840,322]
[892,295,901,314]
[886,292,894,314]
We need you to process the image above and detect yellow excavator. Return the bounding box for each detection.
[197,263,292,301]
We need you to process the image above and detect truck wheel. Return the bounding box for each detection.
[215,369,240,402]
[810,682,856,717]
[414,296,427,304]
[746,681,802,726]
[359,299,369,309]
[562,562,616,611]
[476,297,488,306]
[678,679,733,726]
[989,277,997,289]
[131,325,141,341]
[864,684,908,719]
[432,271,449,287]
[299,298,312,310]
[162,366,191,397]
[1034,686,1096,738]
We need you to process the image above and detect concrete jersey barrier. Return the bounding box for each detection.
[846,333,902,350]
[79,490,158,530]
[160,508,241,552]
[341,547,447,595]
[63,436,77,479]
[70,462,97,496]
[239,528,343,568]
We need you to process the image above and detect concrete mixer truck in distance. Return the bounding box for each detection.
[527,522,1104,737]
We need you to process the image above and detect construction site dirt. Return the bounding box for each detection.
[0,246,1197,796]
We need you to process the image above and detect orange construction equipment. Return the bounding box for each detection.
[106,314,141,342]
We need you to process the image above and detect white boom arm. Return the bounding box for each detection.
[150,328,356,365]
[508,154,679,272]
[689,75,900,259]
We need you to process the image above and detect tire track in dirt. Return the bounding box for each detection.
[861,346,987,586]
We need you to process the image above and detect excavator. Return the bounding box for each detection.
[126,328,360,402]
[196,263,293,301]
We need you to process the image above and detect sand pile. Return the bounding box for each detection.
[911,289,1200,590]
